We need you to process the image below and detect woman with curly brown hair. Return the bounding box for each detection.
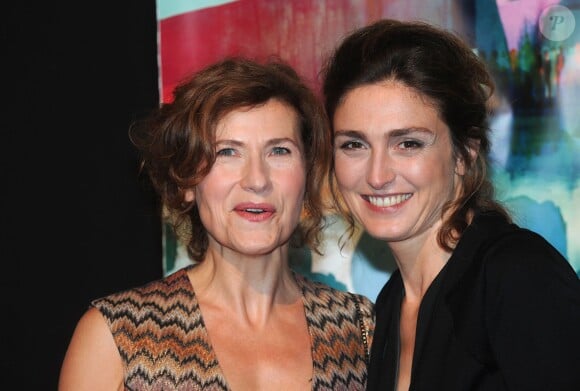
[59,57,374,391]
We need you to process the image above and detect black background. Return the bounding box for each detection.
[3,1,163,388]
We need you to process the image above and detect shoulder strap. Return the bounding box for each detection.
[354,296,370,365]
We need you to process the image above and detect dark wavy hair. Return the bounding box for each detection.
[322,19,511,251]
[130,57,331,261]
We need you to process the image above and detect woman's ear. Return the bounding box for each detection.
[184,189,195,203]
[455,138,480,176]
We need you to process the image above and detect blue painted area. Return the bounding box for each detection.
[289,246,348,292]
[475,0,579,276]
[504,195,568,259]
[157,0,238,20]
[351,232,395,302]
[289,227,395,301]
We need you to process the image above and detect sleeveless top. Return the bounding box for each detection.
[92,265,375,390]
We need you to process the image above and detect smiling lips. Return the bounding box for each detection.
[234,203,275,222]
[365,193,412,208]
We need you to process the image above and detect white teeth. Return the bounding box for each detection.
[245,208,264,213]
[368,194,411,207]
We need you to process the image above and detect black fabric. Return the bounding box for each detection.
[3,2,162,388]
[367,211,580,391]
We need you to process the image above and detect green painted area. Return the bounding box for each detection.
[157,0,238,20]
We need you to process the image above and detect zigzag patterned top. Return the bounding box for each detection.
[92,265,375,390]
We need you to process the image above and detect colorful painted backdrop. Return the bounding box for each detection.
[156,0,580,301]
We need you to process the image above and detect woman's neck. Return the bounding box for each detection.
[187,247,301,327]
[389,224,452,302]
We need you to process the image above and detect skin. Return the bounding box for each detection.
[59,98,313,391]
[333,81,467,391]
[187,98,306,261]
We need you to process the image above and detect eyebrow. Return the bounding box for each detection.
[216,137,302,147]
[334,127,433,139]
[389,127,433,137]
[267,137,302,147]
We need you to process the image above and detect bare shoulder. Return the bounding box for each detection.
[58,307,124,391]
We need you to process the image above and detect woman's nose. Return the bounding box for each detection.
[240,155,271,193]
[366,150,395,190]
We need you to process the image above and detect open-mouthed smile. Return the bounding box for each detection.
[365,193,412,208]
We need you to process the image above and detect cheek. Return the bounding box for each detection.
[286,172,307,205]
[193,189,213,218]
[406,161,431,184]
[334,156,357,189]
[407,157,455,190]
[278,173,306,227]
[195,176,225,210]
[272,164,306,202]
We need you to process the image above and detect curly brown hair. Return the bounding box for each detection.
[130,57,331,261]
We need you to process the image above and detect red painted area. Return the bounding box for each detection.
[158,0,371,103]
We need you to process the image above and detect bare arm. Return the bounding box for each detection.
[58,307,124,391]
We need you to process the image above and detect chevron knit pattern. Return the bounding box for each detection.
[92,265,374,390]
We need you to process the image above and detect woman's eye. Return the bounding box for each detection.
[216,148,236,156]
[400,140,423,149]
[272,146,291,155]
[339,140,365,150]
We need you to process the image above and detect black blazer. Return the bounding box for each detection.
[367,212,580,391]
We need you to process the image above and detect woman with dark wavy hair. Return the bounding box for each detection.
[323,19,580,391]
[59,57,374,391]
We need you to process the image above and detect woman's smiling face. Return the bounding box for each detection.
[333,81,464,244]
